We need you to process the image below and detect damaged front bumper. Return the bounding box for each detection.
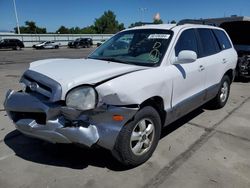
[237,55,250,78]
[4,90,138,150]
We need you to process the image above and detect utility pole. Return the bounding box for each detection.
[139,8,148,22]
[13,0,20,34]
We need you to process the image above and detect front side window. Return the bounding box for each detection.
[175,29,199,57]
[89,29,173,66]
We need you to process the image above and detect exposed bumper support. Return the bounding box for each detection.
[15,118,99,147]
[4,90,138,150]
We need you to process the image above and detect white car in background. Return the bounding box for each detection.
[33,41,60,49]
[4,24,237,166]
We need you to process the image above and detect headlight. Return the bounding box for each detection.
[66,86,97,110]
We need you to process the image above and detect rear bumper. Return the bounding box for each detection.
[4,90,138,150]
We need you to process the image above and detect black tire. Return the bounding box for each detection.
[55,45,59,49]
[208,75,231,109]
[235,68,239,78]
[113,106,161,166]
[14,46,21,50]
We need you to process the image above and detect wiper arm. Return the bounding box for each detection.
[95,57,126,64]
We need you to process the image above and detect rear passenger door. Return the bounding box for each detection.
[171,29,206,118]
[196,28,226,99]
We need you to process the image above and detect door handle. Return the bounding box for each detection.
[222,58,228,64]
[199,65,205,72]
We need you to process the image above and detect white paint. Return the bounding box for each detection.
[27,24,237,112]
[0,153,15,161]
[29,58,145,99]
[148,34,170,39]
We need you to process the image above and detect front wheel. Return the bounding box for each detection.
[208,75,231,109]
[113,106,161,166]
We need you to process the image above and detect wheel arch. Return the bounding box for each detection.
[139,96,166,127]
[224,69,234,83]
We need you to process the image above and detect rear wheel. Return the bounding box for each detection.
[113,106,161,166]
[14,46,21,50]
[208,75,231,109]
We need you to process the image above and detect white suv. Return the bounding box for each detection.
[4,24,237,166]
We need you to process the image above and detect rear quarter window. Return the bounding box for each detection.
[213,29,232,50]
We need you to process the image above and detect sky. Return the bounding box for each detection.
[1,0,250,32]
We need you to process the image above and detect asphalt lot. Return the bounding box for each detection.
[0,48,250,188]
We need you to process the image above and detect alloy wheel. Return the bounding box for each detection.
[130,118,155,156]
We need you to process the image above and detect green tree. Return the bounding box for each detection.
[94,10,125,34]
[70,27,81,34]
[128,21,144,28]
[81,26,96,34]
[15,21,46,34]
[170,20,177,24]
[56,26,70,34]
[56,25,96,34]
[153,19,163,24]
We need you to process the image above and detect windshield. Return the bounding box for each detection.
[89,29,173,66]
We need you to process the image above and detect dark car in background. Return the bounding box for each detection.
[220,21,250,79]
[0,39,24,50]
[68,38,93,48]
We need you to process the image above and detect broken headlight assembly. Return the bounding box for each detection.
[66,86,97,111]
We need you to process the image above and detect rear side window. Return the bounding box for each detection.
[175,29,199,57]
[213,29,232,50]
[197,28,220,57]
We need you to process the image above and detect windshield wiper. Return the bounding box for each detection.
[91,57,128,64]
[88,56,158,67]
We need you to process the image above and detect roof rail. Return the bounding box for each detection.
[177,19,218,26]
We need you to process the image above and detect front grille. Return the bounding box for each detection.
[24,75,52,93]
[20,70,62,102]
[10,111,46,124]
[22,75,52,99]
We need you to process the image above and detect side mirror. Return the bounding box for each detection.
[174,50,197,64]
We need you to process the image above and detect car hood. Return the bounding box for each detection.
[29,58,146,98]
